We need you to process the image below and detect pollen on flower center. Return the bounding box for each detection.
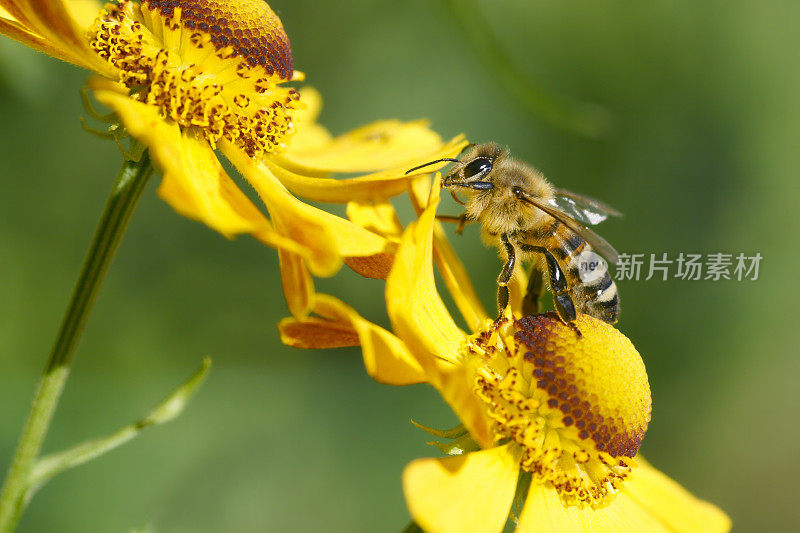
[89,0,301,158]
[468,313,652,509]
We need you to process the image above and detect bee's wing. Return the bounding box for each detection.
[516,189,620,264]
[550,187,622,226]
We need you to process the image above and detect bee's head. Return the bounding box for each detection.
[441,143,508,195]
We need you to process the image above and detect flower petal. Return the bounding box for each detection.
[341,199,403,279]
[386,175,495,444]
[386,174,464,371]
[0,11,87,67]
[264,135,468,204]
[517,460,731,532]
[92,84,304,248]
[278,117,462,174]
[346,199,404,240]
[278,248,315,318]
[223,141,400,277]
[0,0,115,76]
[624,458,731,532]
[279,294,426,385]
[342,253,396,280]
[403,444,519,533]
[284,87,332,154]
[408,176,488,330]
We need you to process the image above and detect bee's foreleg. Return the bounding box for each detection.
[435,213,470,234]
[497,234,516,286]
[496,234,516,313]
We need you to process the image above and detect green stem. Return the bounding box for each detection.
[0,153,154,532]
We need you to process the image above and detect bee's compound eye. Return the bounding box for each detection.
[463,157,493,179]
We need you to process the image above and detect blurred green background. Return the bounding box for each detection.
[1,0,798,531]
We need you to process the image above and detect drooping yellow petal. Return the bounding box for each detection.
[624,459,731,532]
[518,482,656,532]
[223,140,398,277]
[263,135,468,204]
[386,174,464,371]
[346,199,404,241]
[0,10,88,68]
[0,0,115,76]
[342,252,397,280]
[279,294,426,385]
[408,176,488,330]
[341,199,403,279]
[278,248,315,319]
[517,460,731,532]
[403,444,520,533]
[92,84,307,253]
[386,176,495,444]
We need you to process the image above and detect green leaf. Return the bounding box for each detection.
[410,419,468,439]
[25,358,211,501]
[427,433,481,456]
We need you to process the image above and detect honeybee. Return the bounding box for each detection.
[407,143,621,325]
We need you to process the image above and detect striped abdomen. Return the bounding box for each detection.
[526,221,620,324]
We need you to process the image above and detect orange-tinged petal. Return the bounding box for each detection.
[278,248,315,319]
[0,13,80,66]
[343,253,396,280]
[264,135,467,204]
[403,444,519,533]
[408,176,488,329]
[278,316,360,349]
[624,459,731,532]
[341,199,403,279]
[386,174,464,371]
[0,0,115,76]
[279,294,425,385]
[223,141,398,277]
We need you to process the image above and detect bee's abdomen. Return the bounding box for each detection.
[549,226,620,324]
[579,272,619,324]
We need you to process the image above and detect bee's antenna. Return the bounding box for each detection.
[404,158,461,175]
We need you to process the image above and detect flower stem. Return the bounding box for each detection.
[0,153,154,532]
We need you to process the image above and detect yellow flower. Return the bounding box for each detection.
[0,0,466,288]
[280,176,731,531]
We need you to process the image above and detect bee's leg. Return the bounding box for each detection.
[435,213,470,234]
[496,234,516,314]
[542,250,582,336]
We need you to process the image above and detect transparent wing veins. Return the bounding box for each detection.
[548,187,622,226]
[517,189,620,264]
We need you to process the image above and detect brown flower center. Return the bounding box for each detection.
[467,313,652,508]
